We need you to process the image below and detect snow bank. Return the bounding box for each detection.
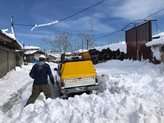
[1,60,164,123]
[151,47,161,60]
[0,64,33,106]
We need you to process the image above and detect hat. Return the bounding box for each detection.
[39,54,46,59]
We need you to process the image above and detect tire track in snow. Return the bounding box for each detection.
[0,81,32,114]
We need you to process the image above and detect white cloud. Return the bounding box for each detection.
[112,0,164,20]
[55,15,114,33]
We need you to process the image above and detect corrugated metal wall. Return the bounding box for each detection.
[126,21,152,60]
[0,47,16,78]
[126,28,137,59]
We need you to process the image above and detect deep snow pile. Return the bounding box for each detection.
[0,64,33,106]
[1,60,164,123]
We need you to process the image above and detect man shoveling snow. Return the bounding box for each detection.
[25,55,55,106]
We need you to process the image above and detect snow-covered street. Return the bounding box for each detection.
[0,64,33,110]
[1,60,164,123]
[1,0,164,122]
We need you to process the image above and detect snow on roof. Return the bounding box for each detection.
[2,31,16,40]
[146,37,164,47]
[77,49,88,53]
[1,29,23,48]
[95,41,127,53]
[153,32,164,38]
[24,50,39,55]
[146,32,164,47]
[48,53,61,58]
[23,46,41,50]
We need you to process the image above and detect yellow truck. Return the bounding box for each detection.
[59,51,98,95]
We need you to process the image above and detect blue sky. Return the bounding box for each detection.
[0,0,164,50]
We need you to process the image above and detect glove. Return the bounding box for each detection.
[61,81,65,87]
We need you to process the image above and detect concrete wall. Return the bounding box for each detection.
[0,47,16,78]
[16,52,23,66]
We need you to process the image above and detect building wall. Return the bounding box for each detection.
[126,21,152,61]
[0,47,16,78]
[16,52,24,66]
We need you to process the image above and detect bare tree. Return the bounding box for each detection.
[49,32,72,52]
[80,33,95,49]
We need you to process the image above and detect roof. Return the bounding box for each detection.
[1,30,23,49]
[146,37,164,47]
[23,46,41,50]
[146,32,164,47]
[0,30,22,49]
[153,32,164,38]
[48,53,61,58]
[24,50,39,55]
[24,49,45,55]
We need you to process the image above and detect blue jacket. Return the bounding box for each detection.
[30,62,54,85]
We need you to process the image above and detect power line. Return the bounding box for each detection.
[59,0,106,22]
[96,7,164,40]
[121,8,164,31]
[12,4,164,41]
[14,0,106,27]
[146,8,164,19]
[15,23,34,27]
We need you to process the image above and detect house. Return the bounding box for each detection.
[0,30,23,77]
[47,52,61,63]
[146,32,164,63]
[23,46,45,63]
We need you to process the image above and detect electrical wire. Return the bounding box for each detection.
[96,8,164,40]
[145,8,164,19]
[59,0,106,22]
[14,23,34,27]
[14,0,106,27]
[12,3,164,40]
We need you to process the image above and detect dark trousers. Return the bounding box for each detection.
[25,84,52,106]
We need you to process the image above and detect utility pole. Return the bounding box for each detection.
[11,16,16,38]
[87,40,89,49]
[11,16,25,47]
[90,16,95,48]
[82,38,84,50]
